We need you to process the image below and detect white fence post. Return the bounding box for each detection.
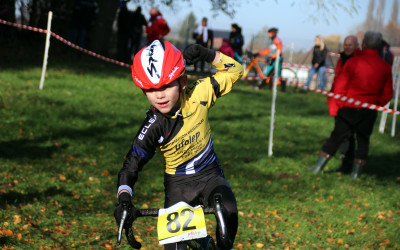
[391,56,400,137]
[268,50,280,157]
[39,11,53,90]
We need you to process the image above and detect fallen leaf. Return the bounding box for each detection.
[13,215,22,224]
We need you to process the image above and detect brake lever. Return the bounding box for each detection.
[117,209,127,245]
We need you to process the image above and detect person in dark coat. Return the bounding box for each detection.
[229,23,244,63]
[67,0,97,48]
[129,6,147,55]
[117,1,132,63]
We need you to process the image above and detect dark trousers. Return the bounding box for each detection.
[322,107,378,160]
[163,161,237,250]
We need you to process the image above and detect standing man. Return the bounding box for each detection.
[146,7,170,43]
[117,1,132,63]
[309,31,393,179]
[254,27,283,90]
[129,6,147,55]
[67,0,98,48]
[193,17,214,72]
[326,35,360,174]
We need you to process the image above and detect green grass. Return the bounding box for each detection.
[1,41,400,249]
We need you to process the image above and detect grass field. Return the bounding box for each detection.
[1,41,400,249]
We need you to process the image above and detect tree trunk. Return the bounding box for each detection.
[90,0,119,55]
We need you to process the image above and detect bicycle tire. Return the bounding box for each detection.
[186,235,215,250]
[281,67,298,85]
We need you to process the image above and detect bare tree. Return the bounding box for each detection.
[365,0,375,29]
[390,0,399,25]
[375,0,386,28]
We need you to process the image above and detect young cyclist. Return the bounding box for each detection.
[253,27,283,90]
[114,40,243,249]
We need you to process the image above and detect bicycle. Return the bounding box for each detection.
[242,52,298,91]
[117,193,230,249]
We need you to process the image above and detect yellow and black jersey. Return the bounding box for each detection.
[118,53,243,194]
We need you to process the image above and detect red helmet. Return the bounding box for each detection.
[131,40,185,89]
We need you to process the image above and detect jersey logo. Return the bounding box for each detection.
[138,115,157,140]
[168,66,180,80]
[142,40,164,84]
[224,63,235,70]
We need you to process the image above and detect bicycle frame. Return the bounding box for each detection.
[243,57,268,79]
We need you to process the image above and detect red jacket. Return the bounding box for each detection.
[333,49,393,112]
[146,12,170,42]
[327,48,361,116]
[218,39,235,58]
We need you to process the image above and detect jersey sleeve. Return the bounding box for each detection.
[117,110,159,196]
[209,52,243,99]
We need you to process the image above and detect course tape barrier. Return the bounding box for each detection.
[285,81,400,116]
[0,19,131,69]
[282,62,335,73]
[2,19,398,116]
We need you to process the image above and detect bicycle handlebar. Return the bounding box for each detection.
[137,206,215,217]
[117,198,226,249]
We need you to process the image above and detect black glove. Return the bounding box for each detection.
[252,52,260,58]
[114,192,137,228]
[183,44,216,65]
[266,56,273,64]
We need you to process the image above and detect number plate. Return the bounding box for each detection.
[157,202,207,245]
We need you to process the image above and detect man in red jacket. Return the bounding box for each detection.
[327,35,360,174]
[146,7,170,43]
[310,31,393,179]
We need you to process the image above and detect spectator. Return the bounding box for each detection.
[309,31,393,180]
[117,1,132,63]
[327,35,360,174]
[229,23,244,63]
[146,7,170,43]
[253,27,283,90]
[218,38,235,58]
[379,40,394,66]
[193,17,214,72]
[129,6,147,55]
[305,36,329,91]
[67,0,98,48]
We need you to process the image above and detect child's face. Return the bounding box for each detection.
[144,80,181,114]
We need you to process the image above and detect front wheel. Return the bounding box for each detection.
[187,235,215,250]
[203,235,216,250]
